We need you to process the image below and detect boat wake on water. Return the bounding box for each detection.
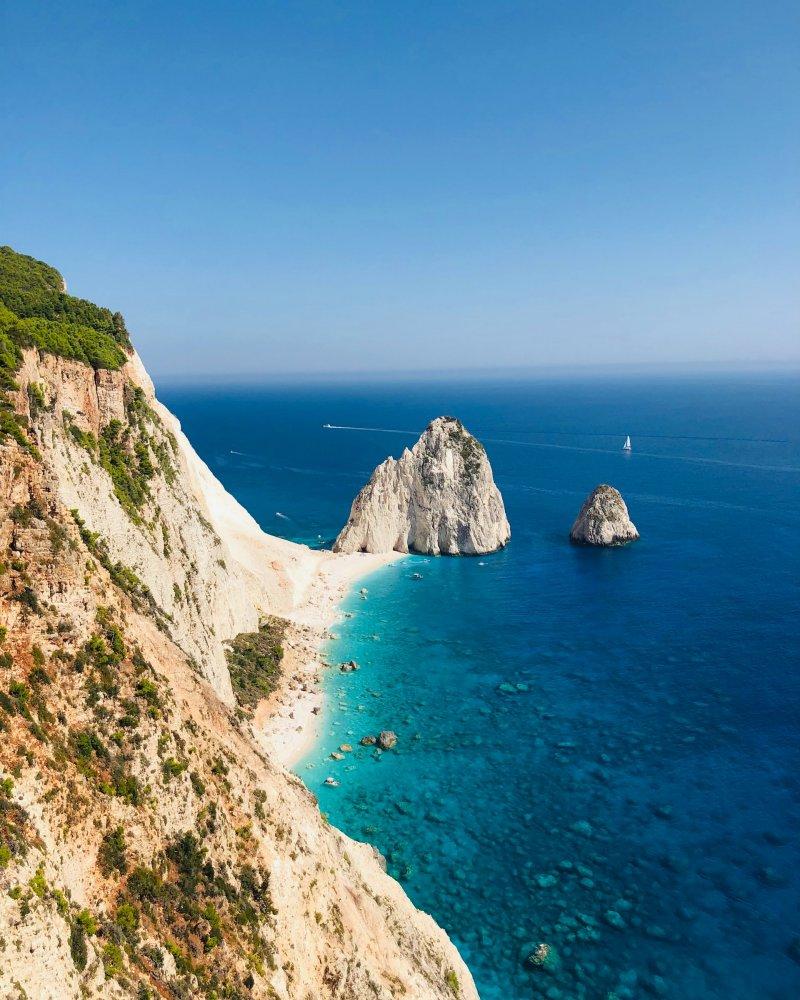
[322,425,799,474]
[323,423,419,435]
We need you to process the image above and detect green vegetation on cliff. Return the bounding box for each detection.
[225,619,286,713]
[0,246,132,454]
[0,245,131,350]
[66,383,178,520]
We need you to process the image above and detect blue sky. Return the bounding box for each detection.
[1,1,798,377]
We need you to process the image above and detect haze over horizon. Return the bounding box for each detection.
[1,1,798,378]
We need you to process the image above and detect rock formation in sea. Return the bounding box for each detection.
[333,416,511,555]
[0,246,477,1000]
[569,484,639,546]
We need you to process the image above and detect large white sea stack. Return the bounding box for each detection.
[333,416,511,555]
[570,484,639,546]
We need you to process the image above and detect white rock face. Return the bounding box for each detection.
[570,484,639,546]
[334,416,510,555]
[4,354,479,1000]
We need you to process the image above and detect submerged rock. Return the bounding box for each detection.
[333,416,511,555]
[603,909,626,930]
[569,484,639,547]
[525,942,561,974]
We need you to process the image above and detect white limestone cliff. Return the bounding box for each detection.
[334,416,511,555]
[1,348,479,1000]
[570,484,639,546]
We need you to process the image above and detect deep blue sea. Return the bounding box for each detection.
[161,373,800,1000]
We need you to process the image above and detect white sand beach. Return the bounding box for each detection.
[254,549,403,768]
[155,381,404,767]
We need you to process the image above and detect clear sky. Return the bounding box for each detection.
[1,1,798,378]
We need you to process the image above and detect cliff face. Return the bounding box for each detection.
[334,416,511,555]
[0,250,477,1000]
[569,484,639,546]
[11,347,319,704]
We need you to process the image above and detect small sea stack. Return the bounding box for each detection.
[333,416,510,555]
[570,484,639,547]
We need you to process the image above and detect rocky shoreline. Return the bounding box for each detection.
[254,551,404,769]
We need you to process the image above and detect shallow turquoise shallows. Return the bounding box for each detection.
[162,374,800,1000]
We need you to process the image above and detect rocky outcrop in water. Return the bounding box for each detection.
[569,484,639,546]
[333,416,510,555]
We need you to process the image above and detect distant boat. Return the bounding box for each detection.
[623,435,632,452]
[323,423,332,429]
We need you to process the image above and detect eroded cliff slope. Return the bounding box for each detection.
[0,247,477,1000]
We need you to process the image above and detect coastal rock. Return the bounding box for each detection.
[360,735,377,746]
[377,730,398,750]
[525,942,561,974]
[569,485,639,547]
[333,416,511,555]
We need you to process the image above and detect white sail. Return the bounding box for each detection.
[623,435,632,451]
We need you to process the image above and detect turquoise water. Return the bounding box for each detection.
[161,374,800,1000]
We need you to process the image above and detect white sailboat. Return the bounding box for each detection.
[623,435,632,452]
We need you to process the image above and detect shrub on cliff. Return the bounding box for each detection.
[8,315,127,370]
[225,618,286,712]
[0,245,131,349]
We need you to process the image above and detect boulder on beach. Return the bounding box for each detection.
[569,484,639,547]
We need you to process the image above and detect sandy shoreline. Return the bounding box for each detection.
[254,550,404,768]
[167,398,405,767]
